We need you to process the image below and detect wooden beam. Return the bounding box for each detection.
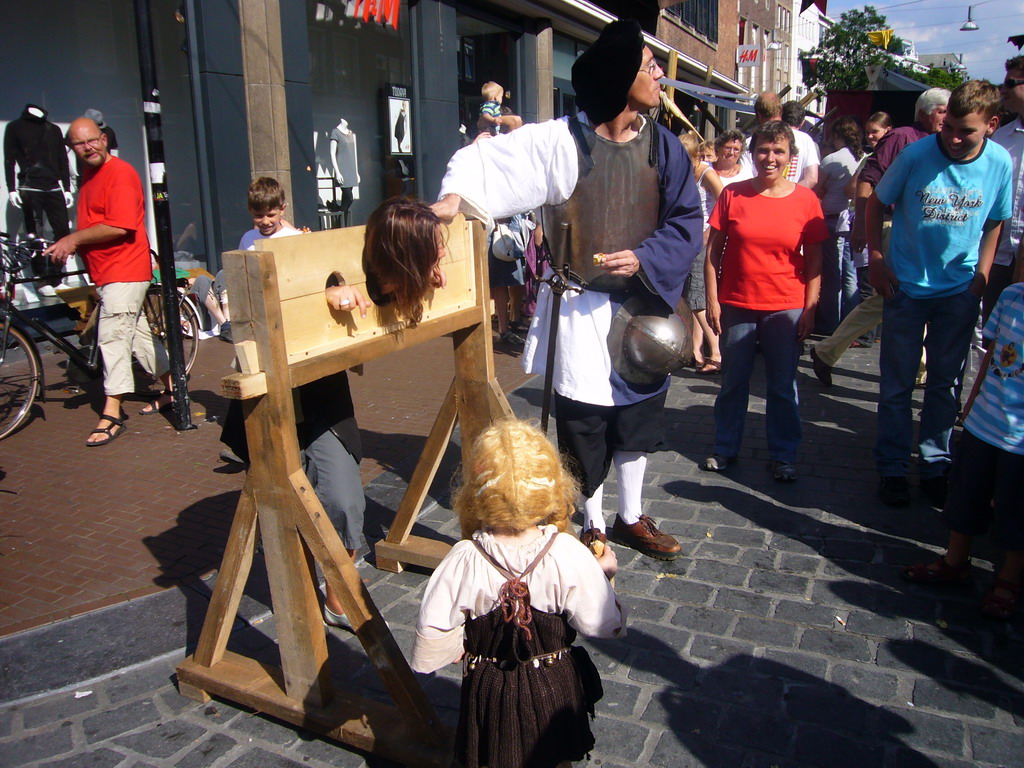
[289,470,448,746]
[239,248,333,709]
[177,653,452,768]
[375,535,454,571]
[375,379,459,573]
[191,479,259,668]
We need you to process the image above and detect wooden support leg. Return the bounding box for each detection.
[375,378,459,573]
[452,323,514,463]
[291,471,448,746]
[191,476,260,668]
[176,679,212,704]
[258,490,334,709]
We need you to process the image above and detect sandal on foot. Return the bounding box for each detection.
[139,396,173,416]
[981,579,1020,620]
[901,556,972,586]
[696,360,722,375]
[86,414,127,447]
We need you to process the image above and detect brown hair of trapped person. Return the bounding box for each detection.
[361,197,447,326]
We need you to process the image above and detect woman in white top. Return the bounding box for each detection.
[815,115,865,334]
[679,132,725,374]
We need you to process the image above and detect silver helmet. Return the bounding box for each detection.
[608,294,693,385]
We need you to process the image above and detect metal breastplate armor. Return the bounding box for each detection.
[545,118,660,293]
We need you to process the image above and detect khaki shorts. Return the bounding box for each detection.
[97,281,169,396]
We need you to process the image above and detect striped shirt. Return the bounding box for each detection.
[965,283,1024,454]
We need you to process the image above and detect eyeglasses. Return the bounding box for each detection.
[718,146,742,155]
[639,58,662,76]
[1002,77,1024,89]
[69,136,104,150]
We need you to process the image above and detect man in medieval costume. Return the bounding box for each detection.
[432,20,702,559]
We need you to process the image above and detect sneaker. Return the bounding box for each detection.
[702,454,734,472]
[219,448,247,466]
[772,461,797,482]
[879,476,911,507]
[920,473,949,509]
[498,330,525,346]
[809,346,833,387]
[37,284,58,297]
[323,605,353,631]
[218,321,233,343]
[610,514,681,560]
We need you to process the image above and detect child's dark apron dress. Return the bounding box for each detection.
[457,534,603,768]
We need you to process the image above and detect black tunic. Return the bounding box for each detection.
[456,539,599,768]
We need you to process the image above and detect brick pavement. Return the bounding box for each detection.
[2,343,1023,767]
[0,332,530,637]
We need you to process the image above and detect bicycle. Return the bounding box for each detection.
[0,234,201,440]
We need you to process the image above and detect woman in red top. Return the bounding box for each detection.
[703,121,827,481]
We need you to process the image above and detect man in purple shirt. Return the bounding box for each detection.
[810,88,950,387]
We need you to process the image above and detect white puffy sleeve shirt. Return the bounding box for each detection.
[410,525,627,674]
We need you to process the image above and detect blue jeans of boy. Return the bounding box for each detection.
[874,287,980,479]
[713,305,803,462]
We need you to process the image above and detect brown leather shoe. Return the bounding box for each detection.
[580,527,607,551]
[610,515,681,560]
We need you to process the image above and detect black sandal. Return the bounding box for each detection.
[86,414,126,447]
[139,395,173,416]
[901,556,972,586]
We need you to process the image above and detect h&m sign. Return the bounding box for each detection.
[737,44,762,67]
[349,0,399,29]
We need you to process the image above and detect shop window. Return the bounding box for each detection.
[307,0,412,225]
[455,13,520,139]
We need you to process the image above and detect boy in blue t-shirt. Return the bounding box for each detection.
[866,80,1013,508]
[902,280,1024,620]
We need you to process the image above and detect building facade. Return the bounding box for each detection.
[1,0,744,278]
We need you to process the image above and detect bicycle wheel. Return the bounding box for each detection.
[142,290,200,374]
[0,324,41,440]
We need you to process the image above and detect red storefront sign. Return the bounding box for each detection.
[349,0,399,29]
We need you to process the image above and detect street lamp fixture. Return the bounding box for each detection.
[767,32,782,51]
[960,6,979,31]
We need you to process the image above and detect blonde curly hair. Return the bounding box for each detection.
[454,419,578,539]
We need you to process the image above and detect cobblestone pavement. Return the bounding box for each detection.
[2,344,1022,768]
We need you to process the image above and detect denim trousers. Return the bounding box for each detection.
[817,220,860,335]
[874,287,980,478]
[713,305,804,462]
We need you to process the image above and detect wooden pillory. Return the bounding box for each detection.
[176,216,512,766]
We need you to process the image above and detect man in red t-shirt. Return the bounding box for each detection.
[44,117,172,446]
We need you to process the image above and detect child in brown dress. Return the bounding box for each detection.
[411,418,624,768]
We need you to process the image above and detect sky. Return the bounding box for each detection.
[826,0,1022,83]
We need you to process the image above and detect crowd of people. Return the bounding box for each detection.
[26,17,1023,767]
[419,28,1023,766]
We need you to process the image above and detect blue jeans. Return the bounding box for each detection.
[817,220,860,335]
[874,288,980,478]
[713,305,804,462]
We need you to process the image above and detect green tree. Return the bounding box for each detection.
[918,67,967,90]
[805,6,903,91]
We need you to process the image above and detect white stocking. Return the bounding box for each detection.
[614,450,647,525]
[582,484,605,532]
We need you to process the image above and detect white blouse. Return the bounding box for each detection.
[411,525,627,674]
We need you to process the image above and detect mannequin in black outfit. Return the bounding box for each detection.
[4,104,72,243]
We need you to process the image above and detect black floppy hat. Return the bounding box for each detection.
[571,20,644,125]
